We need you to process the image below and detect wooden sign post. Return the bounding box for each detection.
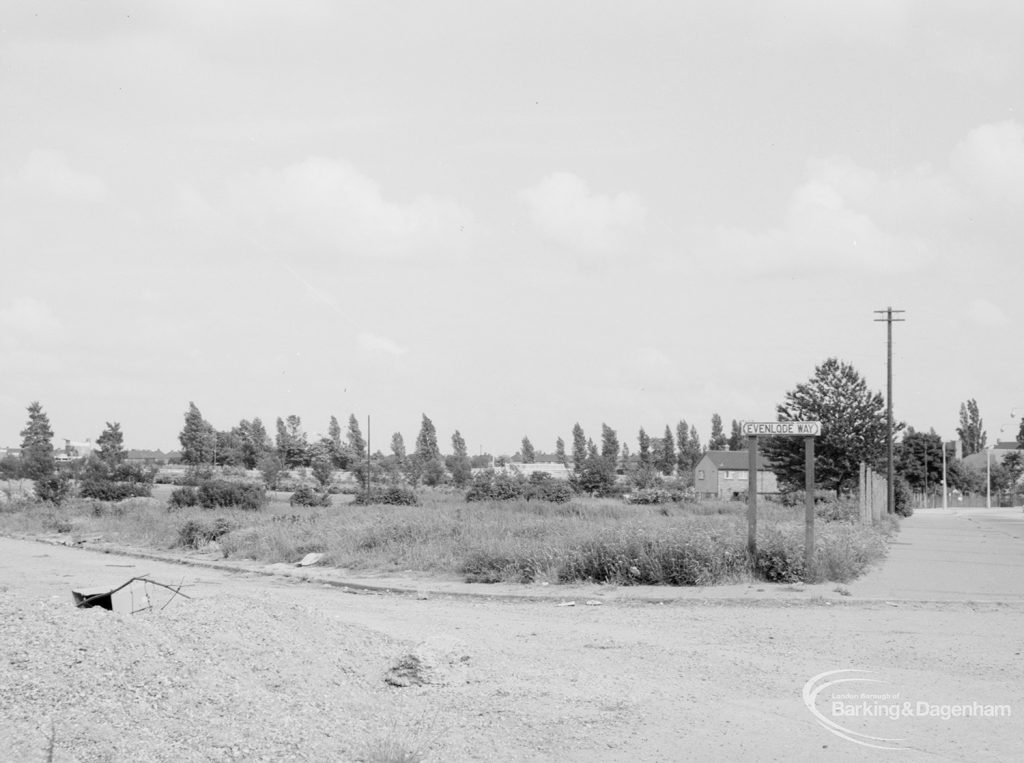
[740,421,821,572]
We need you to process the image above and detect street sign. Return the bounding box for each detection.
[741,421,821,437]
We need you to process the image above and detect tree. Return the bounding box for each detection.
[763,358,892,495]
[448,430,472,487]
[391,432,406,461]
[896,428,945,494]
[179,402,214,466]
[1002,451,1024,494]
[20,401,55,480]
[521,436,536,463]
[727,419,743,452]
[600,424,619,465]
[415,414,440,461]
[637,428,651,466]
[347,414,366,460]
[96,422,125,465]
[570,435,617,496]
[310,446,334,488]
[675,420,692,473]
[232,418,269,469]
[689,425,702,464]
[555,437,567,466]
[709,413,727,451]
[412,414,444,485]
[657,425,676,475]
[275,415,309,467]
[957,399,986,457]
[571,423,586,473]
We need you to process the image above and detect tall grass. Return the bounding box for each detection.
[0,488,894,585]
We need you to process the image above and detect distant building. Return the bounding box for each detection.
[694,450,779,499]
[0,446,22,459]
[126,449,176,465]
[55,439,102,462]
[472,461,572,481]
[961,441,1020,472]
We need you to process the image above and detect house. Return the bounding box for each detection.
[694,450,779,499]
[960,441,1020,473]
[125,449,175,466]
[55,439,102,462]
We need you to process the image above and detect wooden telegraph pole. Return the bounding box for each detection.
[742,421,821,571]
[874,307,905,514]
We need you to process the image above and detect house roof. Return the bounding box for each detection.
[961,448,1020,472]
[699,450,772,470]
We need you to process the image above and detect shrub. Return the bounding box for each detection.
[753,530,806,582]
[290,485,332,507]
[34,473,73,506]
[197,479,267,511]
[353,486,419,506]
[176,517,235,549]
[815,498,859,523]
[557,527,750,586]
[168,486,199,509]
[465,470,527,502]
[894,476,914,517]
[524,476,573,504]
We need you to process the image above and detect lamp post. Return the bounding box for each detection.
[941,437,948,510]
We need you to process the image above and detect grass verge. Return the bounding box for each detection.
[0,483,896,585]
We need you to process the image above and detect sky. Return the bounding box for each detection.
[2,1,1023,454]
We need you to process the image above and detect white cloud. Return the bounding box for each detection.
[0,297,63,341]
[357,332,407,356]
[964,298,1007,328]
[520,172,646,254]
[707,170,931,278]
[950,121,1024,205]
[226,157,473,259]
[4,150,107,202]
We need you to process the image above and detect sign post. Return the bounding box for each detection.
[740,421,821,572]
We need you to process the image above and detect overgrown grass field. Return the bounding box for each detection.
[0,481,896,585]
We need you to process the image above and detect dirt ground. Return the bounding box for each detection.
[1,520,1022,761]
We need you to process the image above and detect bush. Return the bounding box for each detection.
[168,480,267,511]
[465,470,526,502]
[168,486,199,509]
[34,473,73,506]
[524,475,573,504]
[894,475,914,517]
[176,517,235,549]
[197,479,267,511]
[352,486,419,506]
[753,530,806,582]
[290,485,332,507]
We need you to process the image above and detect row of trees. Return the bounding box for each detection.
[11,364,1019,502]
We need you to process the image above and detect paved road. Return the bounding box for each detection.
[848,508,1024,602]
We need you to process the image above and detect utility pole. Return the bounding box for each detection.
[874,307,905,515]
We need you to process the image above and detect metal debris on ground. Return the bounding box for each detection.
[71,575,190,614]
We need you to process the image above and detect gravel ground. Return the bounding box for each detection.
[0,587,422,762]
[2,537,1023,762]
